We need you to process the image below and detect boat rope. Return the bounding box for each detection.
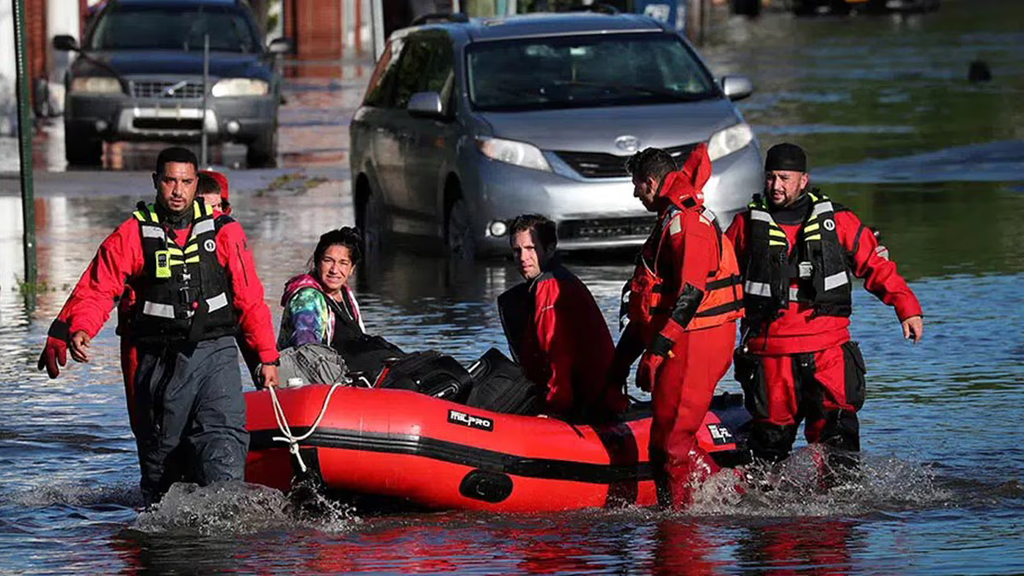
[267,381,347,474]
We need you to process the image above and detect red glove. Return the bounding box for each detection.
[38,320,70,379]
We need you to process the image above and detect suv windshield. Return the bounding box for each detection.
[467,33,717,112]
[88,5,259,52]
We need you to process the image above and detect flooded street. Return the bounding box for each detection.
[1,0,1023,572]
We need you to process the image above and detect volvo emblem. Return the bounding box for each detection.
[615,135,641,154]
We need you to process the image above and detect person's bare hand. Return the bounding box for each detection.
[69,331,92,363]
[901,315,924,344]
[260,364,279,389]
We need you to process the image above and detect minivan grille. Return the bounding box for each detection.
[554,143,699,179]
[559,216,657,240]
[131,80,205,99]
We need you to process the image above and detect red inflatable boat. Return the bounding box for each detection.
[245,386,750,512]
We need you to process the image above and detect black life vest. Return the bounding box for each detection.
[743,190,852,324]
[131,201,237,344]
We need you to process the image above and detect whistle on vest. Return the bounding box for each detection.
[154,250,172,279]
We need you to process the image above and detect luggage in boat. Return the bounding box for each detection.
[335,334,405,378]
[376,350,474,404]
[277,343,348,387]
[465,348,544,416]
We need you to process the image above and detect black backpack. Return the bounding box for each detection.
[376,351,474,404]
[465,348,544,416]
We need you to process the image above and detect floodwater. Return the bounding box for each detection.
[2,0,1023,572]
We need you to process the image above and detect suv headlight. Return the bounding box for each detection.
[707,123,754,162]
[476,137,552,172]
[70,77,122,94]
[211,78,269,97]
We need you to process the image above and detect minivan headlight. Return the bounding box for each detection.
[707,123,754,161]
[211,78,269,97]
[70,77,122,94]
[476,137,552,172]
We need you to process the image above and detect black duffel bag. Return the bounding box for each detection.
[465,348,544,416]
[335,334,405,378]
[376,350,474,404]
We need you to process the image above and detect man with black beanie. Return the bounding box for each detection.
[725,142,924,486]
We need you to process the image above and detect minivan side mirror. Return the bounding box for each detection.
[720,75,754,101]
[53,35,80,52]
[408,91,445,119]
[268,37,292,54]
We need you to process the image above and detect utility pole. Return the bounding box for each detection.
[12,0,37,304]
[370,0,384,61]
[201,34,209,168]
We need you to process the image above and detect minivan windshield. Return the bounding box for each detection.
[88,6,259,52]
[467,33,717,111]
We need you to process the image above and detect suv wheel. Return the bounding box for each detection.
[246,125,278,168]
[445,196,475,260]
[731,0,762,16]
[65,128,102,166]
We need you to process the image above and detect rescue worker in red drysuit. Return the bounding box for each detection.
[609,144,744,509]
[725,143,924,483]
[37,147,279,503]
[113,169,236,438]
[498,214,628,423]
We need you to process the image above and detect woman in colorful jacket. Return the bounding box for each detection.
[278,228,366,352]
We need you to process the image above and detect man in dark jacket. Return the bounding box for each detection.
[498,214,627,423]
[37,146,279,503]
[726,143,924,483]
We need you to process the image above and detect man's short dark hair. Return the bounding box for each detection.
[197,172,221,196]
[155,146,198,175]
[508,214,557,250]
[625,147,677,182]
[310,227,364,270]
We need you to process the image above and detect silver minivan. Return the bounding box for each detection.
[350,12,762,257]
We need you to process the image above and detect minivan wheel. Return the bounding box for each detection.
[445,197,475,260]
[65,128,102,166]
[360,188,385,254]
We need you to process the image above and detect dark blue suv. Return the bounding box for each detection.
[55,0,289,167]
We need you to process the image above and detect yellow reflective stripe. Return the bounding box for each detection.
[804,223,820,233]
[805,234,822,241]
[133,211,145,221]
[166,247,184,256]
[769,240,787,246]
[192,202,202,219]
[168,259,185,266]
[184,256,200,264]
[769,229,787,238]
[183,243,199,254]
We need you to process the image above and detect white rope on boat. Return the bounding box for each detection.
[267,381,347,474]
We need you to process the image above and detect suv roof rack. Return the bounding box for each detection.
[411,12,471,26]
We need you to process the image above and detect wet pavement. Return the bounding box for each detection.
[1,0,1023,573]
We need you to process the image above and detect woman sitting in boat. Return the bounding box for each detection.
[278,227,367,350]
[278,228,404,379]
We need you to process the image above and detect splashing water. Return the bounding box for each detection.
[131,481,361,536]
[689,447,952,518]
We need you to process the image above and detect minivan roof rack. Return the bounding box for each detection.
[411,12,471,26]
[555,2,621,15]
